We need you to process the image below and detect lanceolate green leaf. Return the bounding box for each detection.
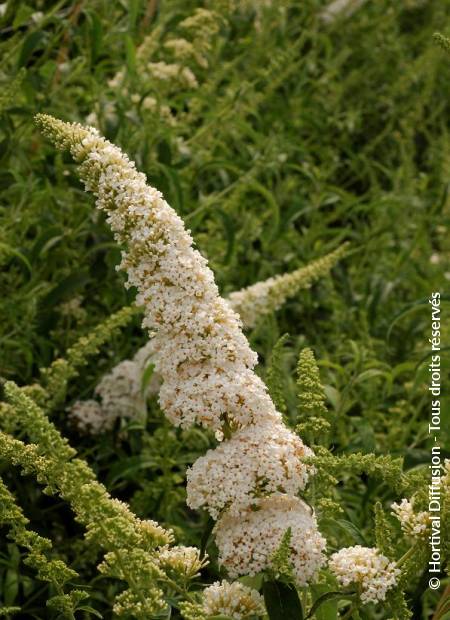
[263,580,304,620]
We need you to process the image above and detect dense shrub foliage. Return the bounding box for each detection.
[0,1,449,619]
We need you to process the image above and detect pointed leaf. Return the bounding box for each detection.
[263,580,303,620]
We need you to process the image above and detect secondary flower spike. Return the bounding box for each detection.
[36,114,280,431]
[227,243,348,329]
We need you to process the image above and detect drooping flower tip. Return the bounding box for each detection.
[329,545,400,604]
[35,113,90,150]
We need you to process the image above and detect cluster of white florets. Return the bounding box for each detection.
[202,580,265,619]
[46,121,279,433]
[69,341,158,434]
[186,422,314,518]
[146,61,199,89]
[158,545,207,580]
[180,579,265,620]
[214,496,326,585]
[329,546,400,604]
[37,115,324,587]
[69,399,105,434]
[391,499,429,539]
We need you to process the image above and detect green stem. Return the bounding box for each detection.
[397,544,417,568]
[161,575,196,603]
[341,604,356,620]
[305,592,356,620]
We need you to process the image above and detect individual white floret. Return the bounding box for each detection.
[391,499,429,539]
[186,422,314,518]
[329,546,400,604]
[214,496,326,585]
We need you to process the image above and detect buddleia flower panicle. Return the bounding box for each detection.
[391,499,429,540]
[0,430,169,617]
[296,346,331,440]
[1,381,210,617]
[36,115,324,587]
[35,113,280,433]
[181,579,266,620]
[214,496,326,585]
[1,384,172,550]
[329,546,400,604]
[296,347,328,418]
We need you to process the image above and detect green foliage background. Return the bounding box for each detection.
[0,0,449,618]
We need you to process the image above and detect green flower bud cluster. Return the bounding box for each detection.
[0,383,205,618]
[0,476,85,618]
[40,305,136,411]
